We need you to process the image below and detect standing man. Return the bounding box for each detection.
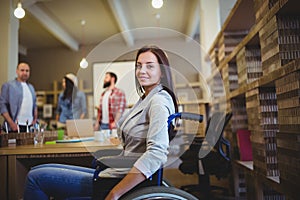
[94,72,126,131]
[0,62,37,132]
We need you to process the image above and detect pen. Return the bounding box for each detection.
[45,141,56,144]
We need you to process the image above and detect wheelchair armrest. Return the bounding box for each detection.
[93,149,123,159]
[219,137,230,161]
[91,149,123,169]
[97,155,139,168]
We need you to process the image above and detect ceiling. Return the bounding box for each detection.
[18,0,200,54]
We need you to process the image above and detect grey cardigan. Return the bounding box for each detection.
[117,84,175,178]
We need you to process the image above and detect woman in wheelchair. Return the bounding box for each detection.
[23,45,178,200]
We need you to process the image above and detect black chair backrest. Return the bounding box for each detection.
[202,112,232,178]
[204,112,232,149]
[202,112,231,146]
[217,112,232,156]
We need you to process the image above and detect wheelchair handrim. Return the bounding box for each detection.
[129,193,193,200]
[121,186,198,200]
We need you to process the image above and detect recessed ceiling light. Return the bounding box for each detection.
[152,0,163,9]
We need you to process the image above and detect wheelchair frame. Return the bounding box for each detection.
[92,112,203,200]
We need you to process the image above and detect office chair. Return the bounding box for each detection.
[179,112,233,199]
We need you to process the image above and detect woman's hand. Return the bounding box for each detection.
[105,190,121,200]
[105,167,146,200]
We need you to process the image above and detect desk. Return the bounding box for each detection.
[0,140,121,200]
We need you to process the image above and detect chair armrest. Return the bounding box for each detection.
[219,137,230,161]
[97,155,139,168]
[93,149,122,159]
[91,149,123,169]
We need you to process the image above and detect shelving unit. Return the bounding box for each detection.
[174,73,210,137]
[206,0,299,199]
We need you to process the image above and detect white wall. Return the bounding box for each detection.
[199,0,237,79]
[0,0,19,85]
[219,0,237,26]
[79,29,208,90]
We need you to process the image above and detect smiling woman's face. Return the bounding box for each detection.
[136,51,162,93]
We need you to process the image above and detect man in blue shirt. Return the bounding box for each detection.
[0,62,37,132]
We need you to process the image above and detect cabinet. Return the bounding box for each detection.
[207,0,299,199]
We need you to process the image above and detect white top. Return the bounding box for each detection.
[17,82,33,125]
[101,89,112,124]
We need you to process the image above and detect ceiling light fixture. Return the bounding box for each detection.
[80,58,88,69]
[152,0,163,9]
[153,13,161,29]
[14,2,25,19]
[79,20,88,69]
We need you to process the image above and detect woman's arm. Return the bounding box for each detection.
[80,91,87,119]
[104,91,174,199]
[105,167,146,200]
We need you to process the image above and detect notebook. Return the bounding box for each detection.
[65,119,94,138]
[237,129,253,161]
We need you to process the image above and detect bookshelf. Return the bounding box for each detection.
[174,73,210,137]
[207,0,299,199]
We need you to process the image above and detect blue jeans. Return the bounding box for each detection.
[100,123,110,130]
[23,163,94,200]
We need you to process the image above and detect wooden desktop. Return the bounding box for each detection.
[0,140,121,200]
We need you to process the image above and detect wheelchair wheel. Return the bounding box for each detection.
[120,186,198,200]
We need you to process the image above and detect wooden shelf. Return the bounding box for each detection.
[229,59,300,99]
[175,81,202,88]
[207,0,300,199]
[175,72,208,137]
[207,0,289,82]
[208,0,256,56]
[178,99,211,105]
[235,161,282,194]
[236,160,254,171]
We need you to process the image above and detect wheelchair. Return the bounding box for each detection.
[92,112,204,200]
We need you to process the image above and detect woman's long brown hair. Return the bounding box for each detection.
[135,45,178,140]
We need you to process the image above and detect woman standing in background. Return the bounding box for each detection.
[56,73,87,128]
